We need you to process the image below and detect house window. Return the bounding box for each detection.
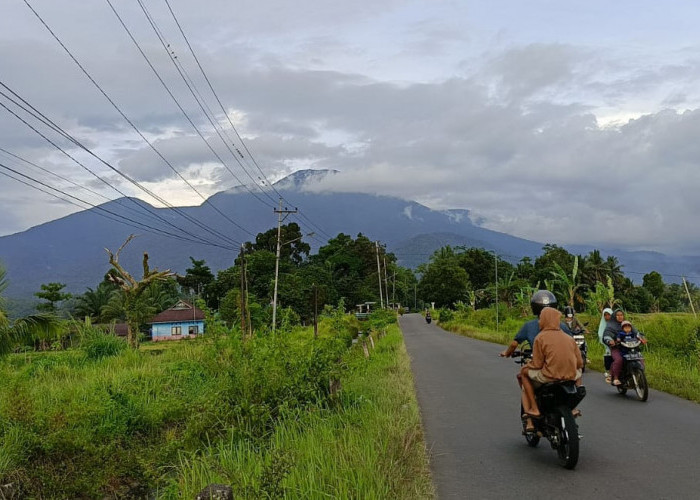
[171,326,182,335]
[189,325,199,335]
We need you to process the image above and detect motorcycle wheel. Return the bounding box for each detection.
[581,354,587,373]
[555,406,579,470]
[631,367,649,402]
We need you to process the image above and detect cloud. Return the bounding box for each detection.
[2,1,700,256]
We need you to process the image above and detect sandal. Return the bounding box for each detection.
[613,379,622,386]
[572,409,582,418]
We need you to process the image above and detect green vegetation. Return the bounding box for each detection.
[0,310,432,498]
[437,307,700,403]
[416,244,699,314]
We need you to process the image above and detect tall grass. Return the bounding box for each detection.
[162,323,434,499]
[0,313,433,498]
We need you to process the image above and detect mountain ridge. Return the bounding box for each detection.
[1,169,699,313]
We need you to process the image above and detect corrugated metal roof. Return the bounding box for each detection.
[148,300,205,324]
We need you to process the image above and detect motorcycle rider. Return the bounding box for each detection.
[563,306,587,334]
[603,309,639,385]
[499,290,573,358]
[520,307,583,431]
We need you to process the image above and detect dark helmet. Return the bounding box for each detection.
[530,290,557,317]
[564,306,575,317]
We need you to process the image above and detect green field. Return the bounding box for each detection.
[0,313,433,498]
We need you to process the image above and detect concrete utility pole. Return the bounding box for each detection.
[272,199,297,333]
[376,241,384,308]
[682,277,697,319]
[384,256,390,308]
[239,245,246,336]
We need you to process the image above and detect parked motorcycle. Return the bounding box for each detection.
[612,333,648,402]
[513,349,586,469]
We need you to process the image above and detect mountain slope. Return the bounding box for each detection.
[1,169,698,310]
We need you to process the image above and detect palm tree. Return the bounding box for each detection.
[604,255,625,290]
[582,249,608,287]
[1,263,64,353]
[74,282,115,322]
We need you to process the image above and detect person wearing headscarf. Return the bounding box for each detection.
[603,309,639,385]
[598,307,614,382]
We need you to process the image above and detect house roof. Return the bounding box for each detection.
[148,300,205,324]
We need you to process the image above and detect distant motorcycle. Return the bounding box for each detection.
[571,328,588,373]
[513,349,586,469]
[425,314,432,324]
[611,333,649,402]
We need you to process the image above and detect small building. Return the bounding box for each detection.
[148,300,205,342]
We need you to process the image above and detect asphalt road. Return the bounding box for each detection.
[400,313,700,500]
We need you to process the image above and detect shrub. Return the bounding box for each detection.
[80,327,126,360]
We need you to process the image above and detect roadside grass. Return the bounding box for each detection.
[0,316,433,498]
[439,311,700,404]
[163,323,435,499]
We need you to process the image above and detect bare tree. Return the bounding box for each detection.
[105,235,173,348]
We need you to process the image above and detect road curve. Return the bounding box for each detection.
[400,313,700,499]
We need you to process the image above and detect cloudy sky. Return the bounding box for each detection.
[1,0,700,254]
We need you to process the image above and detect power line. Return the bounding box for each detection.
[138,0,277,205]
[160,0,334,241]
[104,0,274,211]
[0,161,235,250]
[22,0,255,241]
[0,86,241,248]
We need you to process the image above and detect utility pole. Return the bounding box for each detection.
[272,199,297,333]
[384,256,390,309]
[239,245,246,336]
[376,241,384,308]
[495,251,499,332]
[682,277,697,319]
[313,283,318,338]
[392,270,396,306]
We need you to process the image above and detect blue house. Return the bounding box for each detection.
[149,300,205,342]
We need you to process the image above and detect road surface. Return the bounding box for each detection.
[400,313,700,499]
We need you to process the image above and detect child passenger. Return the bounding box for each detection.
[611,320,643,385]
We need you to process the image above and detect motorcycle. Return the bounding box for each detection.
[571,328,588,373]
[513,349,586,469]
[566,320,589,372]
[425,314,432,324]
[611,333,648,402]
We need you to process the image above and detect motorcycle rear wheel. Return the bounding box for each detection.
[555,406,579,469]
[616,385,628,395]
[631,367,649,402]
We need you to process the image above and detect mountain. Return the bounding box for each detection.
[1,169,699,313]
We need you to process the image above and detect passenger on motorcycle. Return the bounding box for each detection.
[603,309,639,386]
[520,307,583,432]
[598,308,614,382]
[499,290,573,358]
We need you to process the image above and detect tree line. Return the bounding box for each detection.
[3,233,697,353]
[417,243,699,314]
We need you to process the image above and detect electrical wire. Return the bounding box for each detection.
[0,84,240,248]
[23,0,256,240]
[105,0,274,210]
[161,0,335,240]
[0,161,236,250]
